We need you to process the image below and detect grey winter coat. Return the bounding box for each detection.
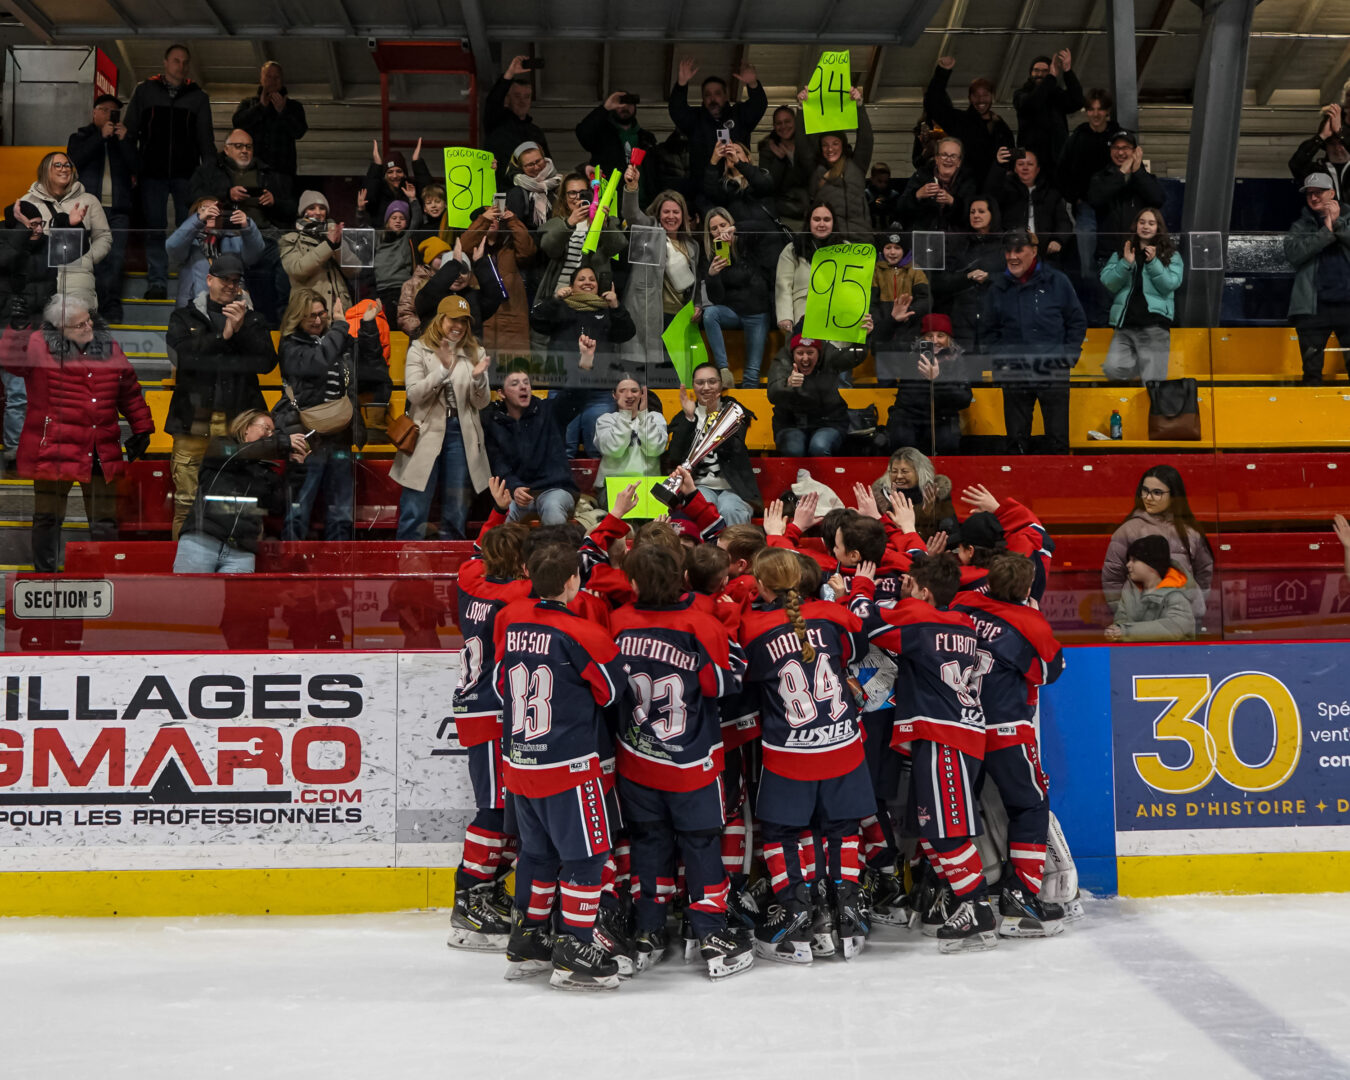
[1284,204,1350,318]
[1110,563,1198,641]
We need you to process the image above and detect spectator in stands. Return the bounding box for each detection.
[536,172,626,307]
[0,200,50,465]
[1100,208,1184,383]
[794,83,873,242]
[870,230,932,383]
[484,370,580,525]
[1103,534,1197,642]
[277,290,380,541]
[1,293,152,572]
[406,140,451,244]
[759,106,810,227]
[166,198,265,309]
[882,313,972,457]
[67,94,136,323]
[410,235,502,342]
[231,61,307,182]
[1102,464,1213,621]
[363,200,417,329]
[506,141,561,235]
[1058,89,1117,282]
[594,375,667,493]
[984,228,1086,453]
[164,253,278,540]
[484,56,550,188]
[392,294,493,541]
[700,140,780,238]
[460,205,536,361]
[767,332,866,457]
[1284,174,1350,384]
[1290,102,1350,200]
[1086,131,1165,264]
[933,196,1004,354]
[621,167,699,328]
[124,44,214,301]
[398,238,447,336]
[700,206,773,388]
[364,142,418,229]
[866,163,901,230]
[870,446,958,539]
[985,147,1072,267]
[923,56,1014,182]
[665,361,759,524]
[1012,50,1084,187]
[776,203,842,334]
[20,151,111,313]
[577,90,658,205]
[173,408,308,573]
[899,136,977,233]
[279,191,353,315]
[668,58,767,201]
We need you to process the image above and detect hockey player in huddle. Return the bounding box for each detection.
[610,544,753,980]
[497,544,630,991]
[951,483,1055,602]
[954,553,1067,937]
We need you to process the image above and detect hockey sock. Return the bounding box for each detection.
[762,824,805,899]
[836,834,862,884]
[513,852,558,925]
[932,841,986,899]
[721,814,747,877]
[798,830,820,886]
[860,814,889,866]
[559,853,607,942]
[458,825,508,887]
[1009,842,1048,894]
[682,832,731,937]
[613,837,632,899]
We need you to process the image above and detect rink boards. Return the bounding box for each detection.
[2,641,1350,914]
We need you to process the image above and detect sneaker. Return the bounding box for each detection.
[503,913,553,980]
[550,934,621,991]
[998,883,1066,938]
[920,880,956,938]
[937,897,999,954]
[719,366,734,390]
[634,927,669,973]
[753,886,812,965]
[447,881,511,951]
[870,866,911,927]
[591,903,636,977]
[809,879,835,958]
[832,881,869,960]
[144,283,168,300]
[699,928,754,980]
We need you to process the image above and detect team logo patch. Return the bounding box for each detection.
[917,805,931,827]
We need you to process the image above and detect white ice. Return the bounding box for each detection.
[4,894,1350,1080]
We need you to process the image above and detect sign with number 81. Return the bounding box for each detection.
[442,146,496,229]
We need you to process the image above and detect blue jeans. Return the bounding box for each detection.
[776,427,844,457]
[140,176,192,289]
[284,443,355,541]
[396,420,473,540]
[506,487,576,526]
[561,391,613,459]
[701,306,771,386]
[695,485,751,525]
[0,367,25,451]
[174,531,256,573]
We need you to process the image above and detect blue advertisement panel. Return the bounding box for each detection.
[1109,642,1350,857]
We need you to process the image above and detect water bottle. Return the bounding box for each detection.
[1109,410,1123,440]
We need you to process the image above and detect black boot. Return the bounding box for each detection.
[699,927,754,980]
[832,880,870,960]
[937,895,999,954]
[634,926,669,973]
[753,884,812,965]
[998,878,1066,938]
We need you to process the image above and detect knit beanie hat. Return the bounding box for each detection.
[384,200,410,224]
[418,236,452,265]
[1126,535,1172,580]
[298,190,329,215]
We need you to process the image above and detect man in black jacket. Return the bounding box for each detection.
[67,94,138,322]
[231,61,308,182]
[164,253,279,539]
[985,148,1073,268]
[1289,103,1350,200]
[1086,131,1165,261]
[668,57,767,204]
[1012,50,1085,188]
[923,57,1014,183]
[483,56,551,192]
[1057,89,1117,281]
[483,370,579,525]
[576,91,659,206]
[123,44,215,300]
[663,361,759,524]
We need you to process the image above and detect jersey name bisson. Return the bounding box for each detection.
[765,627,829,663]
[506,629,555,655]
[618,635,699,672]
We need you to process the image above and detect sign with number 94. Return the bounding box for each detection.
[803,243,876,344]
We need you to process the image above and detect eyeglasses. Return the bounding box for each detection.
[247,418,274,433]
[1140,486,1170,497]
[50,162,73,170]
[226,141,253,151]
[565,190,587,201]
[936,151,961,161]
[692,378,721,389]
[64,317,93,331]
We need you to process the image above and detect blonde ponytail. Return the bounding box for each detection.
[753,548,815,662]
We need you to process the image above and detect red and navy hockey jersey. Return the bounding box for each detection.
[740,599,866,780]
[953,590,1065,752]
[958,498,1055,602]
[453,560,532,747]
[610,595,746,791]
[494,599,628,797]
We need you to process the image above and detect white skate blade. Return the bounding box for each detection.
[920,921,944,939]
[1062,898,1086,924]
[753,938,813,965]
[683,937,700,964]
[447,927,508,952]
[810,932,836,958]
[635,948,668,974]
[871,907,911,927]
[503,958,551,980]
[706,951,754,980]
[837,934,866,960]
[998,915,1065,939]
[938,930,999,954]
[549,968,620,991]
[612,954,635,978]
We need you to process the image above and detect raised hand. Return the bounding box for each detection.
[1056,48,1072,72]
[371,139,382,166]
[888,490,916,534]
[735,62,758,87]
[826,573,847,596]
[488,475,511,511]
[577,333,597,370]
[849,86,864,103]
[677,57,698,86]
[412,136,423,162]
[763,499,787,536]
[679,385,697,419]
[327,221,344,246]
[1334,513,1350,549]
[796,88,810,103]
[603,287,619,308]
[961,483,999,513]
[472,352,491,377]
[853,481,881,520]
[926,530,949,555]
[855,559,877,584]
[604,91,627,111]
[1122,239,1135,264]
[792,491,820,532]
[676,465,697,496]
[613,481,641,519]
[937,55,956,70]
[917,356,939,381]
[356,188,368,211]
[624,163,639,190]
[504,54,529,80]
[68,201,88,227]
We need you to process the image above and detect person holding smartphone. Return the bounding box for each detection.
[699,207,773,388]
[577,89,659,206]
[67,94,137,323]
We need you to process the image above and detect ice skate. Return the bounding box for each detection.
[753,887,812,965]
[728,880,762,931]
[447,881,511,951]
[868,866,911,927]
[549,934,621,991]
[634,927,669,973]
[592,903,636,977]
[699,928,755,980]
[908,864,939,931]
[832,881,870,960]
[998,881,1066,938]
[920,880,956,937]
[809,879,836,958]
[488,868,514,921]
[679,914,700,963]
[937,897,1000,954]
[503,913,553,980]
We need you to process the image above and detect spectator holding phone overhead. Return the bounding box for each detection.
[1012,50,1084,188]
[166,197,265,309]
[279,191,353,316]
[700,206,774,388]
[485,55,551,191]
[794,82,874,243]
[1291,102,1350,199]
[577,90,658,206]
[668,57,768,205]
[1099,208,1183,384]
[535,171,627,312]
[66,94,137,324]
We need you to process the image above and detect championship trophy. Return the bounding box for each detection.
[652,401,747,509]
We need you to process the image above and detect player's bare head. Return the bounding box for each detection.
[633,520,684,557]
[685,543,730,595]
[815,506,854,542]
[480,523,529,579]
[753,547,815,662]
[527,544,581,601]
[795,553,823,599]
[908,553,962,608]
[835,514,887,567]
[626,545,683,606]
[986,553,1035,604]
[717,524,766,574]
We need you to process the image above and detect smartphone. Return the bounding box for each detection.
[109,109,120,123]
[522,58,545,70]
[492,192,507,213]
[716,128,730,144]
[619,93,640,106]
[244,186,263,199]
[714,239,732,264]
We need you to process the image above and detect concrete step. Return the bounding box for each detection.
[0,479,89,523]
[0,522,87,567]
[121,273,178,301]
[112,325,167,358]
[116,298,178,327]
[129,356,174,383]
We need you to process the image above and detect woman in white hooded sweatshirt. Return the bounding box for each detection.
[21,150,111,311]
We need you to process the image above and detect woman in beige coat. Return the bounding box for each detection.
[390,294,492,540]
[22,150,111,310]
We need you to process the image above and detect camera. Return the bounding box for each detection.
[619,93,640,106]
[716,128,730,144]
[366,37,376,50]
[918,339,937,361]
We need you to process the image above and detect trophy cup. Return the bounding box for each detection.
[652,401,747,509]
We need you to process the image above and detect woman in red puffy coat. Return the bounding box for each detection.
[1,294,154,571]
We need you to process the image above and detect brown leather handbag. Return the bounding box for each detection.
[1146,378,1202,441]
[386,407,419,453]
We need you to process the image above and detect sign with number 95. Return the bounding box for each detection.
[803,243,875,344]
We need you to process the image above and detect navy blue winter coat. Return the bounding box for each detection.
[983,260,1086,381]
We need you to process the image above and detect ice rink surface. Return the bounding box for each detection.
[4,893,1350,1080]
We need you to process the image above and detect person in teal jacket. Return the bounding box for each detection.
[1098,207,1183,383]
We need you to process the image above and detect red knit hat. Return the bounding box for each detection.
[789,333,820,352]
[920,313,952,335]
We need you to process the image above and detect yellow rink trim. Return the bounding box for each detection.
[1117,851,1350,897]
[0,866,461,917]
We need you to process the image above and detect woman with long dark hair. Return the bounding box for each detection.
[1099,207,1184,383]
[1102,464,1211,617]
[775,202,842,334]
[933,196,1005,353]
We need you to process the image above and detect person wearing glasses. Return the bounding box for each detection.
[0,294,153,571]
[17,151,111,313]
[535,172,627,309]
[1101,464,1212,620]
[663,360,759,524]
[898,136,977,233]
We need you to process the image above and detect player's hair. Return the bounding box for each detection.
[625,545,683,606]
[795,553,823,599]
[909,553,962,608]
[685,543,731,595]
[837,515,888,564]
[810,506,856,542]
[753,548,815,662]
[521,523,585,563]
[527,544,580,600]
[719,523,767,565]
[692,360,722,384]
[966,540,1007,568]
[986,553,1035,604]
[632,520,684,557]
[480,524,529,580]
